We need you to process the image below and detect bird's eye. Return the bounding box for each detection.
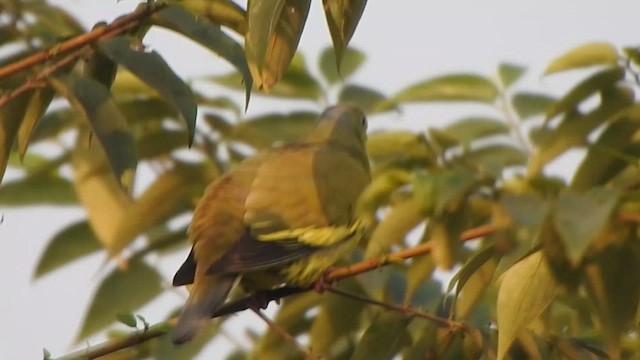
[361,116,368,129]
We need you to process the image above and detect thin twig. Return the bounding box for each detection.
[0,3,165,81]
[0,51,79,108]
[326,287,464,330]
[251,308,320,360]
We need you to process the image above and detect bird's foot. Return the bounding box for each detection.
[248,290,275,311]
[314,267,336,294]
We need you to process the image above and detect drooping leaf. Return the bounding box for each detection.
[511,92,556,120]
[77,261,163,340]
[33,221,101,279]
[0,175,76,206]
[319,46,366,85]
[115,312,138,328]
[49,73,137,191]
[544,42,619,75]
[98,36,197,146]
[28,108,76,143]
[496,250,558,360]
[365,197,424,258]
[553,188,620,264]
[432,167,477,216]
[391,74,499,105]
[17,87,55,160]
[572,115,640,191]
[351,311,411,360]
[404,255,435,304]
[584,241,640,356]
[498,63,526,88]
[356,169,412,224]
[322,0,367,73]
[545,67,625,121]
[529,84,633,175]
[452,245,498,319]
[137,129,189,159]
[0,89,30,183]
[110,163,207,256]
[170,0,248,35]
[153,5,252,104]
[71,131,131,250]
[232,111,318,148]
[245,0,311,90]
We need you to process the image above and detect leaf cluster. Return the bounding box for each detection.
[3,2,640,360]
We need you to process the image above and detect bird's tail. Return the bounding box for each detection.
[171,274,238,344]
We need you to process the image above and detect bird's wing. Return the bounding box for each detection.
[207,144,370,275]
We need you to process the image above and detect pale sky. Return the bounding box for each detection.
[2,1,640,359]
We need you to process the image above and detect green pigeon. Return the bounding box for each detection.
[171,105,370,344]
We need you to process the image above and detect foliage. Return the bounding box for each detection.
[3,1,640,359]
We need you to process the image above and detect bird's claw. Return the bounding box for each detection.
[314,268,335,294]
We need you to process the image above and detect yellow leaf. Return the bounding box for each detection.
[544,42,619,75]
[496,250,558,360]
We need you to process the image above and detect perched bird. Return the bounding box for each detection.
[171,105,371,344]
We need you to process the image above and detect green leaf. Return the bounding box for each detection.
[110,164,199,256]
[50,73,137,191]
[553,188,619,264]
[153,5,252,105]
[338,84,387,114]
[28,108,76,143]
[245,0,311,90]
[440,116,509,145]
[498,63,526,88]
[319,46,366,85]
[366,131,434,167]
[17,87,55,160]
[496,250,558,360]
[232,111,318,148]
[572,111,640,191]
[138,129,189,159]
[545,67,625,120]
[365,197,424,258]
[392,74,499,104]
[451,245,497,318]
[0,88,30,183]
[322,0,367,73]
[351,312,411,360]
[77,261,163,340]
[71,131,131,251]
[34,221,101,279]
[0,175,77,206]
[404,255,435,304]
[98,36,197,147]
[116,312,138,328]
[460,144,527,177]
[544,42,619,75]
[584,242,640,353]
[211,53,322,100]
[511,92,556,120]
[529,84,633,175]
[432,167,478,215]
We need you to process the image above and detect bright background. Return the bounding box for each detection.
[2,1,640,359]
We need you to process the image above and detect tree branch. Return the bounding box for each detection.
[0,3,165,82]
[54,222,495,359]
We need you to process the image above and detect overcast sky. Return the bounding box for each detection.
[2,1,640,359]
